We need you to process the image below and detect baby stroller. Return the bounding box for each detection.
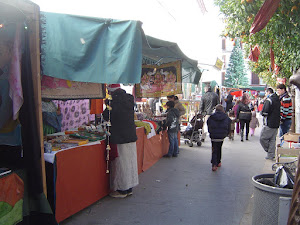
[182,113,204,147]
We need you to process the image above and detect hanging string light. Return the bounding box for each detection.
[105,95,113,174]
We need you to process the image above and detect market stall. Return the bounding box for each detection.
[38,11,176,223]
[36,10,203,223]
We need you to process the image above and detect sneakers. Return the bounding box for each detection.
[109,191,127,198]
[217,162,222,167]
[212,166,218,171]
[265,156,275,161]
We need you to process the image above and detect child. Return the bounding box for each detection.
[228,110,236,140]
[163,101,180,158]
[249,111,259,136]
[207,104,231,171]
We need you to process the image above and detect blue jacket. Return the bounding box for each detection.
[207,111,231,140]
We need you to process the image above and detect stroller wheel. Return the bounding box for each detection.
[188,142,193,147]
[197,141,202,146]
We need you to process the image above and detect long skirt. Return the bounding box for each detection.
[110,142,139,191]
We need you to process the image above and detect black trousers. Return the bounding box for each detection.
[239,119,250,137]
[211,141,223,166]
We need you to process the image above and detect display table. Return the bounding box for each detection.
[45,127,170,223]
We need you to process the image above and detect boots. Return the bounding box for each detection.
[240,129,244,142]
[246,134,249,140]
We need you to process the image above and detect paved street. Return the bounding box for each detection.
[61,117,274,225]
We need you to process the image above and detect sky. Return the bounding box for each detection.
[31,0,224,65]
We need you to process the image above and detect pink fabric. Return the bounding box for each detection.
[250,128,255,136]
[53,100,95,131]
[9,24,23,120]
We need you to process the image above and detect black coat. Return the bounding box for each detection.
[237,102,252,121]
[261,93,281,128]
[165,107,180,133]
[207,111,231,140]
[103,89,137,144]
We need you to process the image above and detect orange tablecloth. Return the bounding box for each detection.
[52,127,170,223]
[55,142,109,223]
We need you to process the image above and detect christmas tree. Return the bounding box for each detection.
[225,39,248,88]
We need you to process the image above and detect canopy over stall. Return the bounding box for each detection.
[142,35,202,84]
[40,12,201,85]
[40,12,143,84]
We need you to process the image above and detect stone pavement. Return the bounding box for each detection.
[61,118,276,225]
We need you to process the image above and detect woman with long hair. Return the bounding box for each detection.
[236,93,253,141]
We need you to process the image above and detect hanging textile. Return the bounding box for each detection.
[90,99,103,114]
[41,75,105,99]
[40,12,143,84]
[248,45,260,62]
[53,100,95,131]
[9,23,23,120]
[250,0,281,35]
[135,61,182,98]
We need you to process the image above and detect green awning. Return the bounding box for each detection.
[247,86,266,91]
[142,36,202,84]
[40,12,143,84]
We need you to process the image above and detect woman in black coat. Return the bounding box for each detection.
[236,93,253,141]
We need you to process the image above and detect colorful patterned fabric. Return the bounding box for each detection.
[0,173,24,225]
[53,100,95,131]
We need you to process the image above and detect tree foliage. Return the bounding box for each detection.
[214,0,300,86]
[225,39,249,87]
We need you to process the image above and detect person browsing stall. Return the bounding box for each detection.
[102,84,139,198]
[163,101,180,158]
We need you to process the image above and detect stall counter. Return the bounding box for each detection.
[45,127,170,223]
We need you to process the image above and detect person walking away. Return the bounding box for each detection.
[103,84,139,198]
[225,91,233,112]
[207,104,231,171]
[276,84,292,145]
[260,88,281,160]
[233,100,241,134]
[249,111,259,136]
[200,86,220,141]
[236,94,253,141]
[163,101,180,158]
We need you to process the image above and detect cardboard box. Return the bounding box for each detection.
[283,133,300,143]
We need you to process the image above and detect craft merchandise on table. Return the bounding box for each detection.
[43,124,106,163]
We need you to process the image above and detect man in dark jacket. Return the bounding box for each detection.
[260,88,281,160]
[200,86,220,141]
[163,101,180,158]
[103,84,138,198]
[207,104,231,171]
